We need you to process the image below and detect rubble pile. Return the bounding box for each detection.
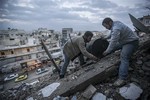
[67,42,150,100]
[0,83,32,100]
[0,34,150,100]
[50,45,149,100]
[0,72,60,100]
[50,34,150,100]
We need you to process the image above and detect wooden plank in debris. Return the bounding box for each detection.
[40,40,60,72]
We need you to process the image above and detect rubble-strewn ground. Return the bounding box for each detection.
[0,34,150,100]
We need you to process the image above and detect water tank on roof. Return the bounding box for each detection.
[87,38,109,58]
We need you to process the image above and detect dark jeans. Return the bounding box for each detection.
[113,40,139,80]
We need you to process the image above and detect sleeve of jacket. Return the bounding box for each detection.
[78,39,95,59]
[105,29,120,53]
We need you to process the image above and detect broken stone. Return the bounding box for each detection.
[40,82,60,97]
[82,85,97,99]
[71,95,77,100]
[128,67,134,72]
[145,72,150,76]
[104,89,111,97]
[92,92,106,100]
[26,97,34,100]
[144,61,150,67]
[119,83,143,100]
[138,69,145,75]
[140,80,149,89]
[84,66,94,72]
[139,32,146,37]
[53,95,69,100]
[108,84,113,87]
[141,89,150,100]
[71,75,78,80]
[113,92,125,100]
[146,55,150,60]
[142,64,150,71]
[99,65,104,68]
[131,77,140,83]
[136,60,143,65]
[142,57,148,62]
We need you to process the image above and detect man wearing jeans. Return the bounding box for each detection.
[102,17,139,86]
[59,31,99,78]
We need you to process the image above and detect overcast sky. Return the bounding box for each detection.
[0,0,150,32]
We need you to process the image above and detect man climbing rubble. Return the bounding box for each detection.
[102,17,139,86]
[59,31,99,78]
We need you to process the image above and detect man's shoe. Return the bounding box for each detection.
[59,75,64,79]
[113,79,125,87]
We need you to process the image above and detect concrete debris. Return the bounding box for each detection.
[144,61,150,67]
[40,82,60,97]
[53,95,69,100]
[81,85,97,99]
[92,92,106,100]
[71,75,78,80]
[130,77,140,84]
[119,83,143,100]
[0,83,32,100]
[71,95,77,100]
[139,32,146,37]
[84,65,95,72]
[104,88,114,97]
[142,61,150,71]
[136,60,143,65]
[26,97,34,100]
[0,34,149,100]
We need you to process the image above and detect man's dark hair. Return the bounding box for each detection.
[84,31,93,37]
[102,17,113,25]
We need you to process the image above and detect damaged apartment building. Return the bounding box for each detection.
[0,14,150,100]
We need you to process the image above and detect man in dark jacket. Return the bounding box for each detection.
[60,31,99,78]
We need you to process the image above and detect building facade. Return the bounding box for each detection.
[0,28,62,73]
[61,28,73,46]
[138,15,150,30]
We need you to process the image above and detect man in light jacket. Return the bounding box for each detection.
[59,31,99,78]
[102,17,139,86]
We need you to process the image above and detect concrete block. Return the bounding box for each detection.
[81,84,97,99]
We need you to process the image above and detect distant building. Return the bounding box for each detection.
[0,28,62,73]
[138,15,150,30]
[61,28,73,46]
[0,29,28,46]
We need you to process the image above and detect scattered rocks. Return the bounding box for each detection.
[136,60,143,65]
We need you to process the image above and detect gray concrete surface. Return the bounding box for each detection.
[48,53,120,99]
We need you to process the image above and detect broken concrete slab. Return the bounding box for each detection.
[47,53,120,99]
[26,97,34,100]
[39,82,60,97]
[119,83,143,100]
[81,84,97,99]
[53,96,69,100]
